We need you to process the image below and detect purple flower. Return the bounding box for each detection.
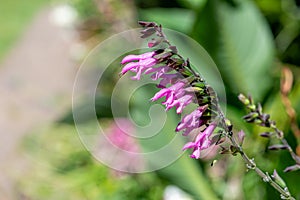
[165,93,194,114]
[182,122,217,159]
[151,81,185,101]
[176,106,207,136]
[151,81,193,113]
[157,73,179,88]
[145,66,171,80]
[121,51,157,80]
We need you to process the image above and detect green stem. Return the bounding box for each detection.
[228,133,295,200]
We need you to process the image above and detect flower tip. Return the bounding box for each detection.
[238,93,250,105]
[148,42,155,48]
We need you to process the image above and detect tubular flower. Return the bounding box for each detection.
[121,51,157,80]
[176,106,208,136]
[151,81,194,114]
[182,122,217,159]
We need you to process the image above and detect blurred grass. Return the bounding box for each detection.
[0,0,48,61]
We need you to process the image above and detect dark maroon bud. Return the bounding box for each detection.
[169,46,178,54]
[138,21,156,27]
[248,94,254,105]
[154,52,173,62]
[140,27,156,38]
[257,103,262,114]
[261,113,270,122]
[284,164,300,172]
[260,132,272,138]
[268,144,288,150]
[154,49,164,54]
[243,112,258,121]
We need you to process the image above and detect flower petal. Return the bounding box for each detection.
[121,62,139,74]
[182,142,196,150]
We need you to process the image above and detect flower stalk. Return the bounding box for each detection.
[120,21,296,199]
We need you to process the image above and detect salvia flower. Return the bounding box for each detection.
[182,122,217,159]
[151,81,192,113]
[121,51,157,80]
[120,21,221,159]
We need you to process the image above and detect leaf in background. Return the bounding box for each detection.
[58,94,113,124]
[192,0,275,100]
[130,87,219,200]
[138,8,196,33]
[216,0,275,100]
[176,0,207,10]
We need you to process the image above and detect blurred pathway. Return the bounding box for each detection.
[0,8,77,199]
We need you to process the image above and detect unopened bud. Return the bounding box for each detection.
[261,113,270,122]
[257,103,262,113]
[169,46,178,54]
[238,93,250,105]
[284,164,300,172]
[268,144,288,150]
[243,112,259,122]
[254,119,262,124]
[238,130,245,145]
[138,21,156,27]
[260,132,272,138]
[271,170,287,188]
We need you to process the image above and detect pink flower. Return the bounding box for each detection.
[107,119,140,152]
[157,74,180,88]
[182,122,217,159]
[145,66,171,80]
[151,81,196,114]
[98,118,144,175]
[176,106,207,136]
[151,81,186,101]
[121,51,157,80]
[165,93,194,114]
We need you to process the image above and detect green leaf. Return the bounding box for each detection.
[192,0,275,100]
[138,8,196,33]
[216,0,275,100]
[131,88,219,199]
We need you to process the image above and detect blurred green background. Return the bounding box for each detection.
[1,0,300,199]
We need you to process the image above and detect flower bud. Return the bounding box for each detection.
[268,144,288,150]
[271,170,287,188]
[138,21,156,27]
[238,93,250,105]
[283,164,300,172]
[140,27,156,38]
[238,130,245,145]
[169,46,178,54]
[243,112,259,122]
[260,132,272,138]
[257,103,263,115]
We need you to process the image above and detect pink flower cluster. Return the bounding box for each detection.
[121,51,217,159]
